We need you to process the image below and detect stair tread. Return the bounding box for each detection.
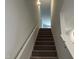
[31,56,57,58]
[36,40,54,42]
[37,37,53,38]
[33,50,56,52]
[37,36,53,38]
[34,45,56,50]
[34,45,55,46]
[32,53,57,57]
[38,35,52,36]
[37,39,53,40]
[35,41,55,45]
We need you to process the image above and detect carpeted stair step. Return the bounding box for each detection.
[32,50,57,57]
[30,57,57,59]
[35,41,55,45]
[37,35,53,37]
[36,38,54,41]
[37,37,53,39]
[38,33,52,35]
[34,45,56,50]
[30,28,58,59]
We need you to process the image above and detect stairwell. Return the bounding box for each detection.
[30,28,58,59]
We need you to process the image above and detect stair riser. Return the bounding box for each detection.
[34,46,56,50]
[36,39,54,41]
[37,37,53,39]
[35,42,55,45]
[32,52,57,57]
[37,35,53,37]
[39,29,51,31]
[39,31,51,33]
[31,58,57,59]
[38,33,52,35]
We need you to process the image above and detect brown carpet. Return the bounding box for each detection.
[30,28,58,59]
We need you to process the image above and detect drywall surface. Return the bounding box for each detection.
[51,0,74,59]
[5,0,39,59]
[60,0,74,57]
[16,25,39,59]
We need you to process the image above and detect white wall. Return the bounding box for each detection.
[16,25,39,59]
[60,0,74,57]
[5,0,39,59]
[51,0,74,59]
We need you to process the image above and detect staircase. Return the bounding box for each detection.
[30,28,58,59]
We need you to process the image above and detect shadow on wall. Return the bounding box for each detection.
[53,0,64,35]
[56,35,73,59]
[52,0,74,59]
[51,0,63,36]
